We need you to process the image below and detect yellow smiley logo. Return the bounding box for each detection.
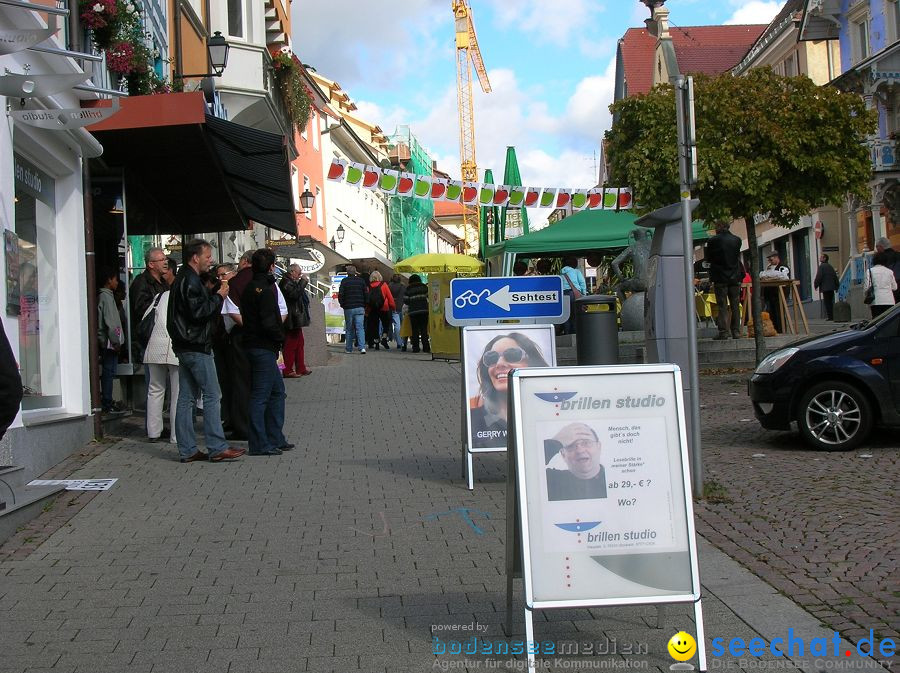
[667,631,697,662]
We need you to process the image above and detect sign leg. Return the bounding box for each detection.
[524,607,535,670]
[466,450,474,490]
[693,599,707,672]
[461,443,467,479]
[655,604,668,629]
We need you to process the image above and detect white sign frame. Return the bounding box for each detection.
[507,364,706,670]
[460,324,557,489]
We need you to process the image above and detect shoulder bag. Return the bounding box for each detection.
[137,293,163,350]
[864,269,875,305]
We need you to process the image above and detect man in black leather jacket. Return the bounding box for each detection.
[167,239,244,464]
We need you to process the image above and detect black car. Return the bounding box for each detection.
[749,305,900,451]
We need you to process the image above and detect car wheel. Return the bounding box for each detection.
[796,380,873,451]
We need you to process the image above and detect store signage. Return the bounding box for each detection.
[14,154,54,207]
[10,98,120,130]
[506,364,705,669]
[448,276,566,325]
[295,248,325,274]
[0,15,58,55]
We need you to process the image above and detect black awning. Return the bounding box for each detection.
[203,115,297,235]
[88,94,297,236]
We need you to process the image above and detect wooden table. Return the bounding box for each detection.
[742,279,809,336]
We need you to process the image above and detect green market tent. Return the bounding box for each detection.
[484,208,710,260]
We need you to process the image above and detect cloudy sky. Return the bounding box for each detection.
[292,0,781,220]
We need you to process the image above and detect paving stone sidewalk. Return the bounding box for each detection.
[0,349,894,673]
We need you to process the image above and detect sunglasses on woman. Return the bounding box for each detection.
[482,347,526,367]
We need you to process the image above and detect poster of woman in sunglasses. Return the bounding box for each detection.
[464,325,556,450]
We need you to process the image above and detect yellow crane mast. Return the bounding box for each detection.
[452,0,491,255]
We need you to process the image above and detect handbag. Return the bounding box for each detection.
[136,293,163,351]
[864,270,875,305]
[399,313,412,338]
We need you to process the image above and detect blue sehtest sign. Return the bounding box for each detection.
[448,276,566,323]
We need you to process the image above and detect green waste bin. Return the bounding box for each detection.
[574,295,619,365]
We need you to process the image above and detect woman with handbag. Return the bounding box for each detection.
[279,264,312,377]
[560,256,586,335]
[864,251,897,318]
[142,262,179,443]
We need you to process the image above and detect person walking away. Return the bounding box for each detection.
[0,320,22,439]
[704,221,743,339]
[338,265,368,354]
[142,259,179,444]
[240,249,292,456]
[560,256,586,335]
[404,274,430,353]
[865,251,897,319]
[875,237,900,303]
[388,273,407,351]
[760,252,791,333]
[813,254,839,321]
[97,267,123,414]
[280,264,311,377]
[167,239,244,463]
[366,271,395,350]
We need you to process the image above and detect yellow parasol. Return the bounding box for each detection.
[394,253,484,274]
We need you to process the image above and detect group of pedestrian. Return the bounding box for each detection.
[862,237,900,318]
[338,267,430,354]
[99,240,310,463]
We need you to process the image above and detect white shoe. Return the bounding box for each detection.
[360,349,366,354]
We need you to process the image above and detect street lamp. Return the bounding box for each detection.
[175,31,231,79]
[335,224,345,242]
[299,188,315,211]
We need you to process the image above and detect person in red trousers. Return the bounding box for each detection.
[278,264,311,378]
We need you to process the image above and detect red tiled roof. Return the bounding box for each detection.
[433,201,475,218]
[620,24,767,96]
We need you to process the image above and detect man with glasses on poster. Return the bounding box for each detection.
[545,423,608,501]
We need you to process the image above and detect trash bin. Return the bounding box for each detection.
[574,295,619,365]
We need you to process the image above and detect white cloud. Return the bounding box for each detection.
[724,1,781,25]
[490,0,607,46]
[560,58,617,145]
[291,0,446,86]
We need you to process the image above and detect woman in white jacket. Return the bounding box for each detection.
[864,251,898,319]
[142,267,179,443]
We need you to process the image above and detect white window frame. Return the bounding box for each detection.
[226,0,245,39]
[311,110,319,150]
[315,186,323,228]
[291,166,300,212]
[886,0,899,44]
[848,1,871,64]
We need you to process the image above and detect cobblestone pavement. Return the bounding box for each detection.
[0,349,894,672]
[695,373,899,654]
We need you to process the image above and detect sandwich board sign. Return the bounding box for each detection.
[460,324,556,490]
[506,364,706,670]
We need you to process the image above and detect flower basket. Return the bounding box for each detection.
[271,51,312,136]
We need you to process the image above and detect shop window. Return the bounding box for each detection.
[12,157,61,410]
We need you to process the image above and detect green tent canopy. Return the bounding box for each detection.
[484,208,710,259]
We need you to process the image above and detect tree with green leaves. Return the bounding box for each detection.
[606,68,876,362]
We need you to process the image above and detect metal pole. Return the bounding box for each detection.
[674,76,703,498]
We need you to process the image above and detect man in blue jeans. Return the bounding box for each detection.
[239,248,292,456]
[338,265,368,354]
[167,239,245,464]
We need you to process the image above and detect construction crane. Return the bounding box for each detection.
[452,0,491,256]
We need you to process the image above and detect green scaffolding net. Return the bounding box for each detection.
[385,126,434,262]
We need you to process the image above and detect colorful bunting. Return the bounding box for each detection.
[379,168,399,194]
[327,158,347,182]
[329,160,634,210]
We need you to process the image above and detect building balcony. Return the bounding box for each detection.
[214,43,292,141]
[871,137,898,172]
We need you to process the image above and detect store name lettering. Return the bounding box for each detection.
[15,161,42,193]
[558,395,667,411]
